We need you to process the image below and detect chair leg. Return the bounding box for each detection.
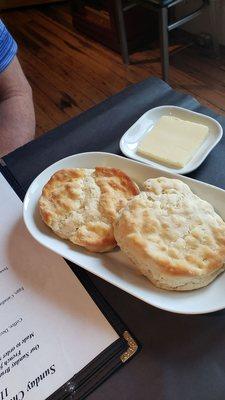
[114,0,129,64]
[208,0,220,57]
[159,7,169,82]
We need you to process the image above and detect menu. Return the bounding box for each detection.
[0,173,118,400]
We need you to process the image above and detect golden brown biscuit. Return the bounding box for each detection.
[39,167,139,252]
[114,177,225,291]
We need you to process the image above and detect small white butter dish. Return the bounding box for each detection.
[120,105,223,174]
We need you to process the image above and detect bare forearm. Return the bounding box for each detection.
[0,91,35,156]
[0,57,35,157]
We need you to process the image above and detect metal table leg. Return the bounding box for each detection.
[115,0,130,64]
[208,0,220,57]
[159,6,169,82]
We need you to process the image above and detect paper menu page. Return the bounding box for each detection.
[0,173,119,400]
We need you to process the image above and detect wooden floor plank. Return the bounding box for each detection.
[23,11,130,94]
[23,58,83,120]
[1,1,225,137]
[26,8,152,84]
[6,20,107,106]
[34,104,58,137]
[8,16,122,98]
[20,48,95,112]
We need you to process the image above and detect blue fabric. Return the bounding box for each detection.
[0,20,17,73]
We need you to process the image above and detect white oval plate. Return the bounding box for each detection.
[23,152,225,314]
[120,105,223,174]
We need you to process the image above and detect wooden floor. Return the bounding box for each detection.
[2,2,225,137]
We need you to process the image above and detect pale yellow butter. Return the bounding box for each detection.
[137,116,209,168]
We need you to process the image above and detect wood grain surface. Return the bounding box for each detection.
[1,1,224,137]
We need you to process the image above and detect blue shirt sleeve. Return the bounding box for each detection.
[0,20,18,74]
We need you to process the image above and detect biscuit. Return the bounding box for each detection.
[114,177,225,290]
[39,167,139,252]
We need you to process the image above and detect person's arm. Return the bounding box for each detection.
[0,56,35,157]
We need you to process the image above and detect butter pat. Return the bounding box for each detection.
[137,116,209,168]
